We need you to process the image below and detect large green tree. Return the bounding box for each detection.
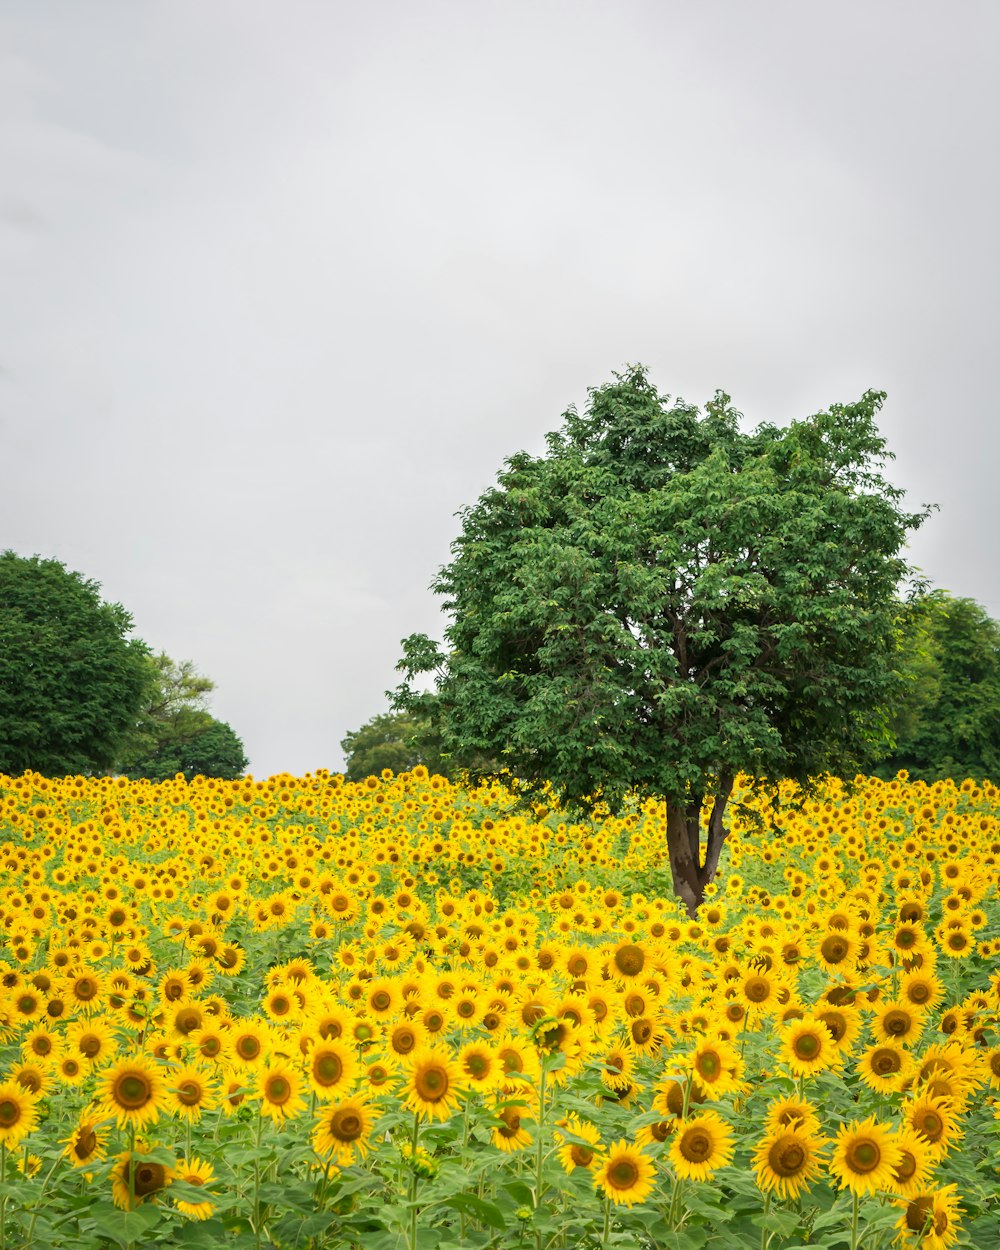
[393,367,927,913]
[0,551,149,776]
[881,592,1000,782]
[116,652,248,781]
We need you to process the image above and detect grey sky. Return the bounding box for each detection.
[2,1,998,777]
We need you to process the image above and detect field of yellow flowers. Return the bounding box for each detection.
[0,766,997,1250]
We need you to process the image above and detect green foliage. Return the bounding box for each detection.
[881,591,1000,782]
[340,709,447,781]
[0,551,149,776]
[340,706,502,782]
[116,652,248,781]
[393,366,928,909]
[125,717,248,782]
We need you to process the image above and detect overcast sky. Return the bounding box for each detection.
[2,1,997,777]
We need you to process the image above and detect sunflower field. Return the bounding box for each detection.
[0,767,997,1250]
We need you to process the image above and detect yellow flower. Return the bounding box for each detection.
[490,1100,533,1153]
[829,1117,901,1196]
[402,1046,467,1121]
[752,1118,826,1200]
[173,1156,216,1220]
[690,1037,744,1096]
[311,1096,375,1164]
[256,1060,307,1122]
[0,1082,40,1148]
[887,1128,935,1199]
[62,1115,108,1168]
[168,1065,218,1121]
[778,1013,837,1077]
[96,1056,166,1129]
[110,1149,176,1210]
[555,1116,604,1173]
[458,1040,501,1091]
[902,1095,957,1158]
[857,1042,914,1094]
[306,1039,358,1100]
[895,1185,963,1249]
[669,1111,735,1181]
[594,1141,656,1206]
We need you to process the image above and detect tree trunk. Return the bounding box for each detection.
[665,774,735,917]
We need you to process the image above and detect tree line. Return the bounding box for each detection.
[0,551,247,781]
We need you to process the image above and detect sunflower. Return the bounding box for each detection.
[402,1046,467,1121]
[97,1055,166,1129]
[903,1094,956,1158]
[829,1117,902,1195]
[814,1003,863,1054]
[887,1128,935,1198]
[857,1042,914,1094]
[63,1115,108,1168]
[20,1024,61,1066]
[740,970,782,1015]
[386,1019,426,1060]
[458,1040,501,1091]
[312,1095,375,1164]
[219,1071,250,1116]
[895,1184,963,1249]
[306,1039,357,1100]
[67,970,103,1011]
[690,1037,744,1096]
[899,970,944,1013]
[11,1063,49,1096]
[228,1022,270,1069]
[874,1001,925,1047]
[262,986,300,1025]
[669,1111,735,1181]
[490,1101,533,1152]
[173,1156,216,1221]
[778,1013,837,1078]
[595,1141,656,1206]
[366,977,403,1020]
[66,1016,118,1067]
[601,1046,636,1094]
[608,941,650,982]
[169,1065,218,1121]
[111,1149,176,1210]
[752,1123,826,1199]
[57,1054,86,1086]
[555,1115,604,1172]
[256,1060,307,1122]
[190,1025,227,1065]
[0,1081,40,1147]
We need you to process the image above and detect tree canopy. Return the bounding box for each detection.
[116,652,248,781]
[393,366,928,912]
[0,551,149,776]
[881,592,1000,783]
[340,709,445,782]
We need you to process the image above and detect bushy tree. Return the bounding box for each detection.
[129,718,248,782]
[881,592,1000,782]
[340,709,444,781]
[393,367,927,912]
[116,652,248,781]
[0,552,149,776]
